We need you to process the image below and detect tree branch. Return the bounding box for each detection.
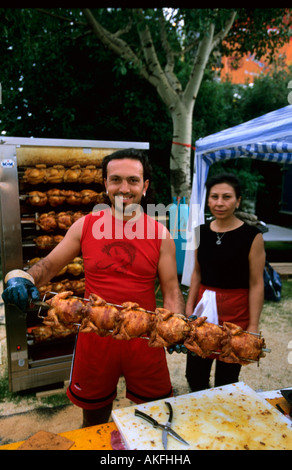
[183,22,215,105]
[132,9,178,107]
[183,11,236,107]
[82,8,150,83]
[36,8,87,26]
[159,12,183,94]
[212,10,237,49]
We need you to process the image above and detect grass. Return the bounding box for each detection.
[0,367,71,408]
[260,279,292,330]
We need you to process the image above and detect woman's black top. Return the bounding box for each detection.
[197,222,261,289]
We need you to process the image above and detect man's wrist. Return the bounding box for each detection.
[4,269,35,285]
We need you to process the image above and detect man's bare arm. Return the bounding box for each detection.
[157,233,185,314]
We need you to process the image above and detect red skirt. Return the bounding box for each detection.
[198,284,250,330]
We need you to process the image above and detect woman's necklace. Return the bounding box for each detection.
[216,232,226,245]
[212,217,241,245]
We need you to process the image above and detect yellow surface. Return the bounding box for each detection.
[0,421,117,450]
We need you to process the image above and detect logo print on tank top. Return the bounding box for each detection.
[96,241,136,273]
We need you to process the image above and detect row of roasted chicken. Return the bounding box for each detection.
[22,164,103,185]
[35,291,266,366]
[25,189,105,207]
[34,210,86,232]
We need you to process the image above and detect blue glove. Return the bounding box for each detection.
[188,314,197,321]
[167,315,198,356]
[168,344,189,354]
[2,276,40,312]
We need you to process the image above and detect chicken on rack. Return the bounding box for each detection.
[63,164,82,183]
[80,294,119,336]
[112,302,154,340]
[29,323,79,344]
[42,291,86,327]
[56,211,74,231]
[46,188,66,207]
[28,191,48,206]
[35,212,57,232]
[149,308,190,348]
[219,322,266,365]
[36,292,268,365]
[45,165,65,184]
[34,234,64,249]
[184,316,226,358]
[23,164,47,184]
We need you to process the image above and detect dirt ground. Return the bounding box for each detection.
[0,303,292,445]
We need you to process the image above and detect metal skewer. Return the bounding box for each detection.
[36,291,271,363]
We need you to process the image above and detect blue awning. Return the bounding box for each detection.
[182,105,292,286]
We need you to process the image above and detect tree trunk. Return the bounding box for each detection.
[170,100,194,201]
[80,8,237,203]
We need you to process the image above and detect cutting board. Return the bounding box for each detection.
[112,382,292,450]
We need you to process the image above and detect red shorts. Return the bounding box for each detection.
[198,284,250,330]
[67,332,172,410]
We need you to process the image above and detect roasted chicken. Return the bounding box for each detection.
[69,278,85,296]
[112,302,154,340]
[64,190,82,205]
[67,258,84,276]
[23,164,47,184]
[184,316,226,357]
[34,235,64,249]
[219,322,266,365]
[23,164,103,185]
[35,212,57,232]
[36,292,268,365]
[63,165,82,183]
[46,188,66,207]
[45,165,65,184]
[71,211,85,223]
[30,323,78,344]
[28,191,48,206]
[80,189,100,205]
[43,290,85,327]
[56,211,73,231]
[35,211,85,232]
[80,294,119,336]
[79,165,98,184]
[149,308,190,348]
[38,278,85,297]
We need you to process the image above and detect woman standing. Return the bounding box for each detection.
[185,173,265,391]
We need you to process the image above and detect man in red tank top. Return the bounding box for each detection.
[3,149,185,427]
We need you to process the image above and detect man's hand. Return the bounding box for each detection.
[2,270,40,312]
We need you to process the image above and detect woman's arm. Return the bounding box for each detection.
[185,249,201,317]
[248,232,266,333]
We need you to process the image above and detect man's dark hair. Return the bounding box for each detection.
[206,172,242,200]
[102,148,152,183]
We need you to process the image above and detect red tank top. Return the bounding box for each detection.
[80,209,165,310]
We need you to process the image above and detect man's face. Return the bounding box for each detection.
[104,158,149,218]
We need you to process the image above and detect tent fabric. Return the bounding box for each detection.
[182,105,292,286]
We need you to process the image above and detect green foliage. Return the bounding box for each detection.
[0,8,291,205]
